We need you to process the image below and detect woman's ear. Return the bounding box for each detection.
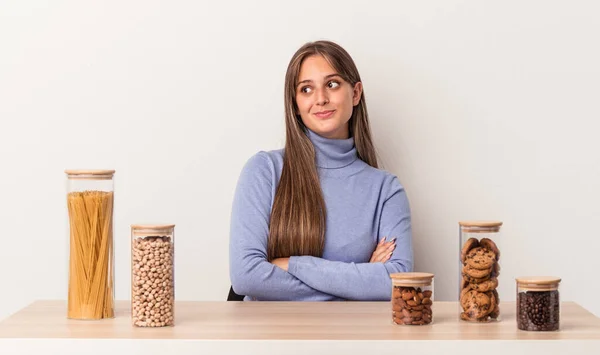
[352,82,363,106]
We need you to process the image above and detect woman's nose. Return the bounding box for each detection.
[315,89,329,106]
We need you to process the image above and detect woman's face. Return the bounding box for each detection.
[295,55,362,139]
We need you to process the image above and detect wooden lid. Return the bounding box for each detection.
[390,272,434,286]
[65,170,115,180]
[459,220,502,233]
[131,224,175,237]
[131,224,175,230]
[516,276,561,284]
[459,221,503,228]
[516,276,561,291]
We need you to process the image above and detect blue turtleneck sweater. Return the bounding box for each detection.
[229,129,413,301]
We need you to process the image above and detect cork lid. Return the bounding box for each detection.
[516,276,561,291]
[131,224,175,230]
[131,224,175,236]
[65,170,115,180]
[459,220,502,233]
[390,272,434,286]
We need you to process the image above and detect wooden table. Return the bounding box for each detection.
[1,301,599,354]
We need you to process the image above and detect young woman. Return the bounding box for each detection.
[229,40,413,301]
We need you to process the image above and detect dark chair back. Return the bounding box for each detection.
[227,285,245,301]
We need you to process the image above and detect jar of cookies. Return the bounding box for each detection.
[131,224,175,327]
[390,272,434,325]
[516,277,561,331]
[65,169,115,320]
[458,221,502,322]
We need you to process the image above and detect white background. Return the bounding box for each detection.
[1,0,599,321]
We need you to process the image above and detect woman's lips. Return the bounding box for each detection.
[314,110,335,119]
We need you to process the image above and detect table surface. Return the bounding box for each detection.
[1,300,599,340]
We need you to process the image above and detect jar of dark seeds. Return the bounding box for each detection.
[516,277,561,331]
[131,224,175,327]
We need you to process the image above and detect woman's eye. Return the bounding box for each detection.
[328,81,340,89]
[300,86,312,93]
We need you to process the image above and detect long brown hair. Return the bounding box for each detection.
[267,40,378,260]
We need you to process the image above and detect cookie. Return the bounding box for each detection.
[460,290,477,311]
[483,290,497,319]
[461,311,490,322]
[462,273,491,284]
[460,287,471,308]
[463,264,492,279]
[466,247,496,270]
[490,304,500,319]
[461,277,469,290]
[492,288,499,303]
[462,290,493,319]
[461,312,487,322]
[466,290,497,321]
[480,238,500,261]
[461,238,479,263]
[470,277,498,292]
[491,261,501,277]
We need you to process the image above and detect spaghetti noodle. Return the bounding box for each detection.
[67,190,114,319]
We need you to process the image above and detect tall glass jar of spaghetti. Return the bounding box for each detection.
[65,170,115,320]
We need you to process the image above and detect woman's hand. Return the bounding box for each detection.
[271,257,290,271]
[370,237,396,263]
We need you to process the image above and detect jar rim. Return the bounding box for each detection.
[518,284,560,291]
[516,276,561,285]
[65,170,115,180]
[131,224,176,230]
[459,220,503,228]
[390,272,434,282]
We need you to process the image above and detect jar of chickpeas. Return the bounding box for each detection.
[131,224,175,327]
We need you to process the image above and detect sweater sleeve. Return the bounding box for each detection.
[229,152,342,301]
[287,176,413,301]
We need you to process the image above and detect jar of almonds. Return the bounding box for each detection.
[131,224,175,327]
[390,272,434,326]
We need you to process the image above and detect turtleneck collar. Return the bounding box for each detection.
[305,128,358,169]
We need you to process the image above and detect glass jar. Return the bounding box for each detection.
[390,272,434,325]
[131,224,175,327]
[458,221,502,322]
[516,277,561,331]
[65,169,115,320]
